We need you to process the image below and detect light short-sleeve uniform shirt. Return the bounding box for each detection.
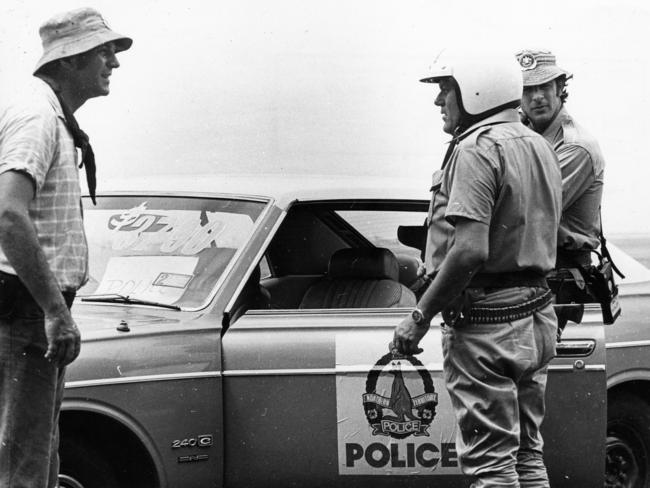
[540,106,604,252]
[425,109,562,276]
[0,77,88,291]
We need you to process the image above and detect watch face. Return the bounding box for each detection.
[411,309,424,324]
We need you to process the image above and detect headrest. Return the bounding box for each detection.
[396,254,421,288]
[328,248,400,281]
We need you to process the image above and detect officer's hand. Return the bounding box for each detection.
[44,309,81,367]
[392,315,430,356]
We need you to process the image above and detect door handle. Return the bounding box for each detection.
[555,340,596,357]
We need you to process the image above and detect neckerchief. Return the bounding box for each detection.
[53,91,97,205]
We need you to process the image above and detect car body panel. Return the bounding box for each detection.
[605,294,650,388]
[595,244,650,388]
[62,307,224,487]
[222,310,605,487]
[96,174,431,211]
[64,377,223,487]
[58,177,642,487]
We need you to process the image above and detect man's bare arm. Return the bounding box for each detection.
[393,218,489,355]
[0,170,80,366]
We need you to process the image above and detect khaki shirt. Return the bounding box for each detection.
[541,106,604,251]
[425,109,562,275]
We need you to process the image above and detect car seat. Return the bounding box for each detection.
[298,248,416,309]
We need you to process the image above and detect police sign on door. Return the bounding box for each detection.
[336,332,461,475]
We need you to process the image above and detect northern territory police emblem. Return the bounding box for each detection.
[362,351,438,439]
[518,52,537,70]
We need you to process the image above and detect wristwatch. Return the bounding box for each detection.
[411,308,428,325]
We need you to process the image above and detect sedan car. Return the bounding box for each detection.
[57,174,649,488]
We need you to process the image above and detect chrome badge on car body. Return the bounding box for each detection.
[171,434,213,449]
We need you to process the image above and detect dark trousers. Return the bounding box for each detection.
[0,271,73,488]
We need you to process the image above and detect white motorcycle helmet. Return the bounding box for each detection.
[420,49,523,126]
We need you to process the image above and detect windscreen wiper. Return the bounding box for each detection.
[79,294,181,310]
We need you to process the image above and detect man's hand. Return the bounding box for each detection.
[392,315,430,356]
[44,308,81,367]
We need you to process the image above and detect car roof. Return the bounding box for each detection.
[96,173,430,209]
[92,172,650,292]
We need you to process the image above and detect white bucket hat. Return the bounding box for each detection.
[515,49,572,87]
[34,7,132,74]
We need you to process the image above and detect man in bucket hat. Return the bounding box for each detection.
[517,49,606,331]
[0,8,131,487]
[517,49,604,262]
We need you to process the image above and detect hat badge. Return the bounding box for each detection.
[518,53,537,71]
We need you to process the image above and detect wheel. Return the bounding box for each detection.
[58,474,85,488]
[606,393,650,488]
[58,436,119,488]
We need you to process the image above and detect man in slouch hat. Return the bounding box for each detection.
[0,8,132,486]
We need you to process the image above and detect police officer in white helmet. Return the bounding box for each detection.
[393,50,562,487]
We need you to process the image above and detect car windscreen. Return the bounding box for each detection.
[77,196,266,309]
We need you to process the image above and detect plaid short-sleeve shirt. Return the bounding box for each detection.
[0,77,88,291]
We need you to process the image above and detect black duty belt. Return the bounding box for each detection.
[467,289,553,324]
[469,270,548,289]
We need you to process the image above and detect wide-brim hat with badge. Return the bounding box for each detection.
[34,7,133,75]
[515,49,573,87]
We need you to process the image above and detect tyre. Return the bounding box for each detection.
[58,437,120,488]
[606,392,650,488]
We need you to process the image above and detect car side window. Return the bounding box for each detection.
[335,210,425,262]
[243,205,427,314]
[259,255,272,280]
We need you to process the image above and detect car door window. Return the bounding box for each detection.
[254,205,427,313]
[336,210,426,261]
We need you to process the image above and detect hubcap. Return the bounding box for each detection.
[606,435,640,488]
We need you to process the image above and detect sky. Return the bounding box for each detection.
[1,0,649,233]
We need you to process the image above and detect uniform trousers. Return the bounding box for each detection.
[441,286,558,488]
[0,282,73,488]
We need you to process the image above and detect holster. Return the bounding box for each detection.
[441,291,472,328]
[581,259,621,324]
[547,259,621,325]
